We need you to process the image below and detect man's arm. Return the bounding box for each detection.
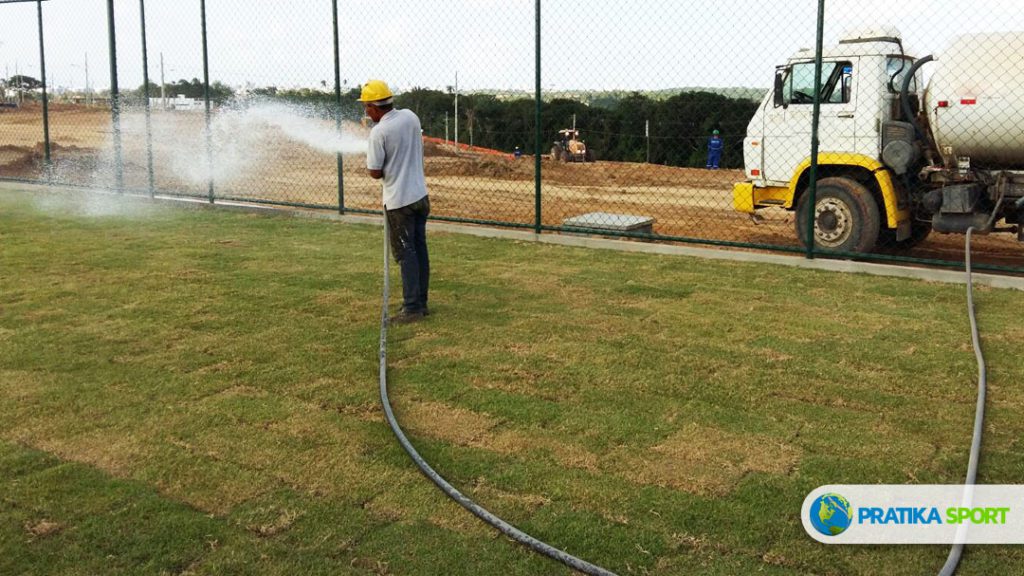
[366,127,385,179]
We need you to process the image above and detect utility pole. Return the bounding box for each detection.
[159,52,165,109]
[454,71,459,151]
[444,110,449,143]
[85,52,91,105]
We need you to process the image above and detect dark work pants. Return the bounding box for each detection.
[707,149,722,168]
[386,196,430,313]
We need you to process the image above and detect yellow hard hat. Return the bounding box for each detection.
[358,79,393,103]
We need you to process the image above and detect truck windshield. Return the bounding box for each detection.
[887,57,917,93]
[783,61,852,105]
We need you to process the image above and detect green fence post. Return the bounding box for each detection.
[332,0,344,214]
[805,0,827,259]
[139,0,155,198]
[533,0,542,235]
[105,0,123,192]
[200,0,214,203]
[36,0,51,179]
[802,0,827,258]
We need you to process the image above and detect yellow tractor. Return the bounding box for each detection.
[551,129,595,162]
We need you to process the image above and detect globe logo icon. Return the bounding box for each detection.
[809,493,853,536]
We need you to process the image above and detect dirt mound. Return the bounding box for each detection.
[425,156,533,181]
[422,153,744,188]
[422,140,458,158]
[0,143,98,177]
[0,145,38,174]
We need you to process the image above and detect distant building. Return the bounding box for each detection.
[150,94,200,111]
[67,95,111,107]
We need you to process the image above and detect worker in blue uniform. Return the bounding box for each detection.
[706,129,723,169]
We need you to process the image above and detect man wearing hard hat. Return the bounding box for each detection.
[361,79,431,323]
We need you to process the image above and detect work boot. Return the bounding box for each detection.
[390,309,425,325]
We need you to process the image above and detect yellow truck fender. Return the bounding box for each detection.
[732,153,910,229]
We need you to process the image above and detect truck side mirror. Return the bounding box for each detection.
[773,70,786,108]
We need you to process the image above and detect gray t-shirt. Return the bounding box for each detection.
[366,109,428,209]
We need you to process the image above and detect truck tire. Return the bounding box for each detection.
[550,146,561,161]
[795,177,880,253]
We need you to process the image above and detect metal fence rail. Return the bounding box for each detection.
[1,0,1022,273]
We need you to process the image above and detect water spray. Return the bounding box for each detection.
[142,101,369,187]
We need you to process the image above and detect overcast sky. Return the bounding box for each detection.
[0,0,1022,94]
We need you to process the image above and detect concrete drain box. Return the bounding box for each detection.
[562,212,655,235]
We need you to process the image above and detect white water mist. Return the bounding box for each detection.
[246,103,369,155]
[167,101,368,185]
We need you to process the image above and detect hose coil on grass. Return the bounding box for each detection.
[377,218,618,576]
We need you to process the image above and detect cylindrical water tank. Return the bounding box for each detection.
[925,32,1024,168]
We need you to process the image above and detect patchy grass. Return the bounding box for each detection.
[611,422,801,496]
[1,187,1023,575]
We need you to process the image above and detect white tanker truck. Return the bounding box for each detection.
[733,27,1024,252]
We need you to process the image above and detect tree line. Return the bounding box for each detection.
[264,86,761,169]
[128,79,235,105]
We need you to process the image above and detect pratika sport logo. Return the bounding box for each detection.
[809,493,853,536]
[807,492,1011,537]
[803,485,1020,544]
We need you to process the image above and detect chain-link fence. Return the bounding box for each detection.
[2,0,1022,273]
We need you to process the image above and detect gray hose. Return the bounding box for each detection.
[900,54,933,139]
[378,216,618,576]
[937,227,988,576]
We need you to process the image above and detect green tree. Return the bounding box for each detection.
[164,78,234,104]
[6,75,43,101]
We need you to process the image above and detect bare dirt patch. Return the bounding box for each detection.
[398,401,499,446]
[488,430,600,472]
[247,507,303,537]
[398,400,600,471]
[24,519,63,539]
[612,423,801,496]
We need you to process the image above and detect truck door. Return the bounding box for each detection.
[762,60,857,184]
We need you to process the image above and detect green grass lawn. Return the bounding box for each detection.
[1,188,1022,575]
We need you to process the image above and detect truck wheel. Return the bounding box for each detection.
[795,177,880,253]
[550,146,561,161]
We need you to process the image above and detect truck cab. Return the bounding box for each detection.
[734,27,919,252]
